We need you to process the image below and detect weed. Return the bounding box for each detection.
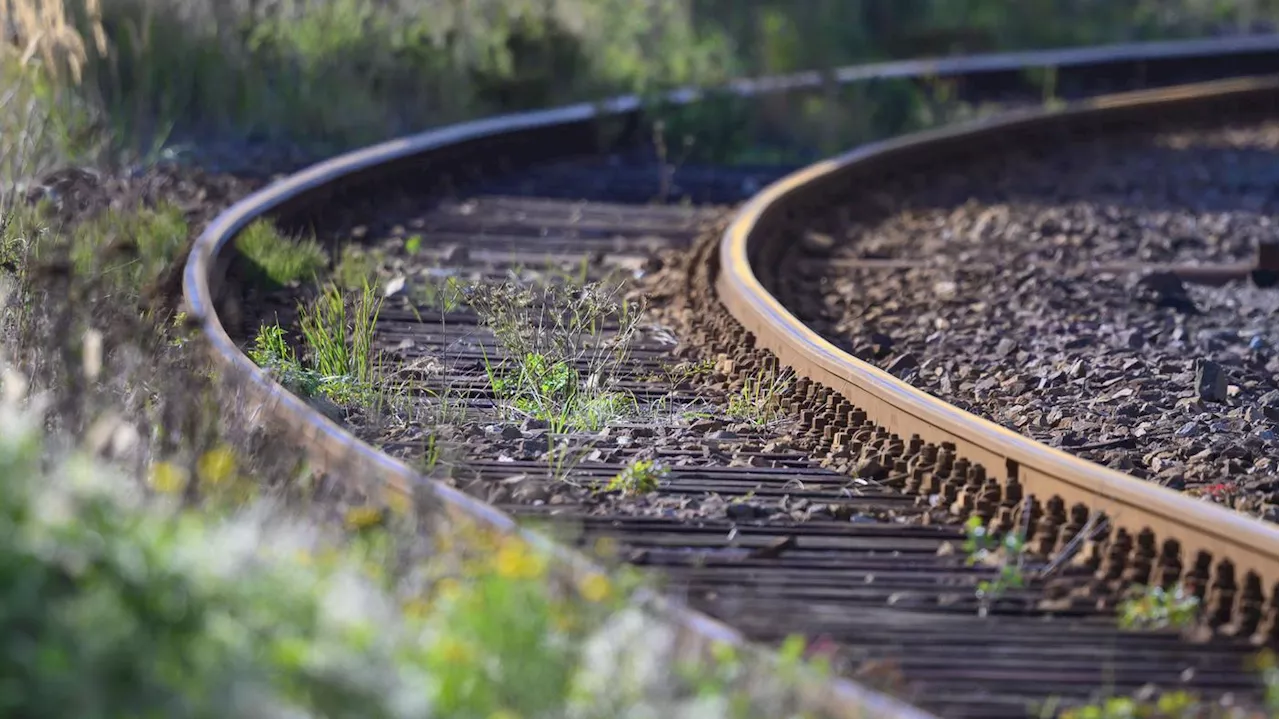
[1118,584,1201,631]
[962,515,1027,617]
[1255,652,1278,715]
[298,280,383,403]
[727,365,793,426]
[1050,689,1270,719]
[605,459,668,496]
[248,281,384,406]
[248,322,322,397]
[404,234,423,255]
[468,279,643,431]
[4,200,187,294]
[234,219,326,288]
[411,274,465,313]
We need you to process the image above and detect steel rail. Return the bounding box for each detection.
[717,77,1280,630]
[184,37,1280,719]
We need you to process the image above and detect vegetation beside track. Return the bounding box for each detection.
[0,1,1277,717]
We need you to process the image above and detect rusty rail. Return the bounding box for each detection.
[717,77,1280,635]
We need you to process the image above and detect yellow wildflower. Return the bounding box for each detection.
[434,577,462,603]
[593,536,618,559]
[552,606,577,633]
[402,597,431,620]
[148,461,186,494]
[493,537,545,580]
[435,636,474,665]
[576,572,612,603]
[344,505,385,531]
[384,488,412,517]
[196,445,237,487]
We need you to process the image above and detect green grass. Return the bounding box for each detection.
[0,387,847,719]
[235,219,327,287]
[727,365,793,426]
[249,281,384,406]
[605,459,669,496]
[333,245,381,291]
[1118,584,1201,631]
[469,279,643,433]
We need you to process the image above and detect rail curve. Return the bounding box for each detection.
[183,36,1280,719]
[717,77,1280,625]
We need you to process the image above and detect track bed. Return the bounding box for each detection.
[777,118,1278,520]
[237,148,1273,718]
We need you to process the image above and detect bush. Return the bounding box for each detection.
[0,386,832,718]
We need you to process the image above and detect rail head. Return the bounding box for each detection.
[718,76,1280,607]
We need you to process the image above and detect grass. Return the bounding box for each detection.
[250,280,385,407]
[727,365,793,426]
[467,278,644,433]
[605,458,669,496]
[333,245,382,291]
[1118,584,1202,631]
[235,218,327,287]
[0,382,847,718]
[961,514,1028,617]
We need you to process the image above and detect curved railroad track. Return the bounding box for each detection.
[185,37,1280,719]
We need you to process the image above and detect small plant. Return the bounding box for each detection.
[248,323,323,397]
[1051,689,1266,719]
[412,274,465,312]
[234,219,327,287]
[1255,652,1278,716]
[727,366,793,426]
[247,282,384,405]
[962,515,1027,617]
[1118,584,1201,631]
[404,234,423,255]
[605,459,668,496]
[468,279,643,431]
[299,281,383,390]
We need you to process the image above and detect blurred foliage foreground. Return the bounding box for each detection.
[0,1,1277,718]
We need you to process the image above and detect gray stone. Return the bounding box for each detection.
[1194,359,1228,403]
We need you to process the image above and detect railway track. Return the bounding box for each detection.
[185,37,1280,719]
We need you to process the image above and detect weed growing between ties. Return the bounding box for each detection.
[962,514,1028,617]
[604,458,669,497]
[727,364,794,427]
[1118,584,1201,631]
[250,280,385,408]
[466,279,643,433]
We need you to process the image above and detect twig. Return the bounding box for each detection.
[1038,510,1110,579]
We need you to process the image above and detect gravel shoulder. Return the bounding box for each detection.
[790,119,1279,520]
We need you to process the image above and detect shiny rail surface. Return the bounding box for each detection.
[717,77,1280,629]
[184,37,1280,719]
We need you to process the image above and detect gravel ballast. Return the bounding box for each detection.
[787,119,1279,519]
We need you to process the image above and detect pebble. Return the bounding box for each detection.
[1195,359,1228,403]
